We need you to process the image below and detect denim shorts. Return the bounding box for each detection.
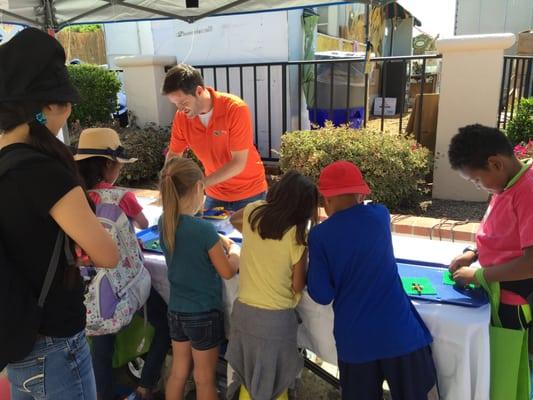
[204,191,267,212]
[7,330,96,400]
[167,309,225,351]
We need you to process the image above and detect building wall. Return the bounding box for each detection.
[150,13,289,65]
[383,18,414,56]
[455,0,533,53]
[104,21,154,68]
[104,12,294,155]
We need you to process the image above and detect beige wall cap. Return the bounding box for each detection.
[436,33,516,53]
[114,55,177,68]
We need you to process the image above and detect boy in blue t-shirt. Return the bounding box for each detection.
[307,161,439,400]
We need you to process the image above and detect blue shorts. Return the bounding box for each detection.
[338,345,439,400]
[167,309,225,351]
[204,191,266,212]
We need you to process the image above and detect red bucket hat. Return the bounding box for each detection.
[318,161,371,198]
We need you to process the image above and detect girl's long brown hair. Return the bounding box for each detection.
[159,157,203,254]
[249,170,318,245]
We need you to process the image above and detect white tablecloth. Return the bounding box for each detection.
[139,198,490,400]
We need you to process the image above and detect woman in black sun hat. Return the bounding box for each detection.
[0,28,119,400]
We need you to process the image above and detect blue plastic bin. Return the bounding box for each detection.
[308,106,364,129]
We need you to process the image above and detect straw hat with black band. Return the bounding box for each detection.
[74,128,137,164]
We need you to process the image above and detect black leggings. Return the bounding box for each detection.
[498,303,531,330]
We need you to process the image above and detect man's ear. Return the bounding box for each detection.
[196,85,203,97]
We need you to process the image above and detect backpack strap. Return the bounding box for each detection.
[0,148,66,308]
[89,188,128,207]
[38,230,64,307]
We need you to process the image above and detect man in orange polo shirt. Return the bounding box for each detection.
[163,64,267,211]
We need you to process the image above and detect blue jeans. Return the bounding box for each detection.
[91,288,170,400]
[7,330,96,400]
[204,191,266,212]
[167,309,225,351]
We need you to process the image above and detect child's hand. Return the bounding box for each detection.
[452,266,478,286]
[219,235,234,252]
[75,245,92,267]
[449,252,477,273]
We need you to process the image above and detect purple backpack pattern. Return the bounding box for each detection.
[84,188,151,336]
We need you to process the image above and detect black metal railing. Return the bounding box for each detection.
[498,55,533,130]
[194,54,441,161]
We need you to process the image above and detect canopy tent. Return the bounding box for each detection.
[383,2,422,57]
[382,2,420,27]
[0,0,392,31]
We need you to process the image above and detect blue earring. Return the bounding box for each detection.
[35,112,47,125]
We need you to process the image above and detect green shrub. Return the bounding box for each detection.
[506,98,533,145]
[116,124,170,185]
[70,121,170,186]
[279,123,432,209]
[67,64,121,125]
[63,24,102,33]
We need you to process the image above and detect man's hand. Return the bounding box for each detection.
[453,266,479,286]
[165,148,184,162]
[449,251,477,273]
[204,149,248,188]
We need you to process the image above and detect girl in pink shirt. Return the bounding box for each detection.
[75,128,169,400]
[75,127,148,229]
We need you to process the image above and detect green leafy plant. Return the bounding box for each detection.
[279,122,432,209]
[67,64,121,125]
[63,24,102,33]
[506,97,533,145]
[70,120,170,186]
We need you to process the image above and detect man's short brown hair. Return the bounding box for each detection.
[162,63,204,96]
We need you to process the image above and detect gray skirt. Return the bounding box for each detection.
[225,299,303,400]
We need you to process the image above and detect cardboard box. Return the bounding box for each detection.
[373,97,397,116]
[517,30,533,55]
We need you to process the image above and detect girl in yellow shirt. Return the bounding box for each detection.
[227,171,318,400]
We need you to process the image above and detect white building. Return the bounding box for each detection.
[455,0,533,54]
[104,10,308,157]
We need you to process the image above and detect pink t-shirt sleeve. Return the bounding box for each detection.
[516,186,533,249]
[119,191,143,219]
[88,191,100,206]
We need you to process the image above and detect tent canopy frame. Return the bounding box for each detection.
[0,0,392,31]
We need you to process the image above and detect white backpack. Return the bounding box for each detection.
[83,188,151,336]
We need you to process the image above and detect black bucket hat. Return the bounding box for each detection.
[0,27,81,104]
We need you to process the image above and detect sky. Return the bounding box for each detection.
[399,0,457,37]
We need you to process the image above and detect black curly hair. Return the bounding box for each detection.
[448,124,514,170]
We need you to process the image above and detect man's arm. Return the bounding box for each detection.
[165,148,184,161]
[167,113,187,161]
[204,149,248,188]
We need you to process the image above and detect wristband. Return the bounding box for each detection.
[463,245,478,262]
